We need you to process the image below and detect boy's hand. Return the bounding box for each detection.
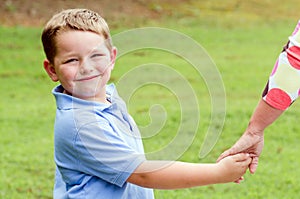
[217,131,264,174]
[216,153,251,183]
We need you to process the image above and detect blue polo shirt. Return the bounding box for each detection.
[52,84,154,199]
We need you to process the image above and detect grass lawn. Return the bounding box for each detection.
[1,1,300,198]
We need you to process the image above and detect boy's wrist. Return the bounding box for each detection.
[211,163,225,184]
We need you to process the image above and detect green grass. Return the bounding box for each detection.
[2,2,300,198]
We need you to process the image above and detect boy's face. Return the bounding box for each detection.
[44,30,117,101]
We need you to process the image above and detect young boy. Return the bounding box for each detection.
[42,8,251,199]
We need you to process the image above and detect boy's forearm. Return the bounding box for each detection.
[128,161,221,189]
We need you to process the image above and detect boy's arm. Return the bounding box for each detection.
[127,153,251,189]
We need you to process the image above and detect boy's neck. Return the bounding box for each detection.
[63,88,110,104]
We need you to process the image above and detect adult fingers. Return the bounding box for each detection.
[249,156,259,174]
[234,176,244,184]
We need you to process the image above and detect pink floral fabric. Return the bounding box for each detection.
[263,20,300,110]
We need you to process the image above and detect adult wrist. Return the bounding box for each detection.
[246,123,265,138]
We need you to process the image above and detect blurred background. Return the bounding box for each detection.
[1,0,300,198]
[1,0,299,27]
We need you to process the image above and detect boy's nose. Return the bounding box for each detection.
[79,59,94,74]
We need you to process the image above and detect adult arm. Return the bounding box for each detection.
[218,19,300,174]
[217,99,284,174]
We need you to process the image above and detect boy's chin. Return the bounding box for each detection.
[73,89,103,100]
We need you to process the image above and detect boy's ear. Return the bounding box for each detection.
[109,47,117,70]
[43,59,59,82]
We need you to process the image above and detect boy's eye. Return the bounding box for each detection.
[64,58,78,64]
[91,54,105,58]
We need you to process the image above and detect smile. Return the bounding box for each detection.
[75,74,101,81]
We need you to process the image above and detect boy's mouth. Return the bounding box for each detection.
[75,74,101,81]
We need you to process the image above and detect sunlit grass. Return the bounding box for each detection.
[1,1,300,198]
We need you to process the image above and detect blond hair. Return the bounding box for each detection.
[41,9,113,64]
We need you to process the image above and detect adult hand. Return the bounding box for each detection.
[217,129,264,174]
[217,99,283,175]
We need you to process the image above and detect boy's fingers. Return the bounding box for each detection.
[246,156,252,164]
[216,150,231,162]
[231,153,250,162]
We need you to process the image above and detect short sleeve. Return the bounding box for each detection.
[74,121,146,187]
[263,20,300,110]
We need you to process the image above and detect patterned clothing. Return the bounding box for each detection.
[263,20,300,110]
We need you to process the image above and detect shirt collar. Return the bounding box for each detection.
[52,83,117,111]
